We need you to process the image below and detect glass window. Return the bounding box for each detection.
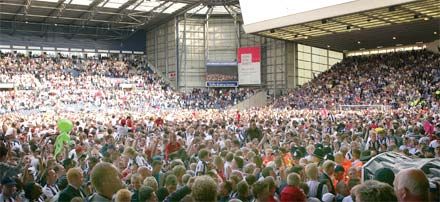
[312,63,327,72]
[312,47,327,56]
[298,60,311,69]
[300,52,311,61]
[303,45,311,53]
[312,55,327,64]
[298,69,312,78]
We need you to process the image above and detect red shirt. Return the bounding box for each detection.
[281,186,306,202]
[155,118,164,127]
[126,119,133,128]
[236,112,241,123]
[165,142,181,160]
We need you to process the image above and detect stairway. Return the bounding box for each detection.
[230,90,268,110]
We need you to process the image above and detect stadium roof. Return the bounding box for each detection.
[0,0,240,37]
[242,0,439,51]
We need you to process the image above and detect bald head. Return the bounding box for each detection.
[137,166,151,179]
[394,168,429,202]
[67,167,83,188]
[91,162,123,199]
[115,189,131,202]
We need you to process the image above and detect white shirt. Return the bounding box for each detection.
[307,197,321,202]
[429,140,439,148]
[306,180,328,198]
[68,149,78,161]
[342,196,353,202]
[195,160,207,176]
[111,118,117,126]
[40,184,60,202]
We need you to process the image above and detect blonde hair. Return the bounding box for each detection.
[287,173,301,186]
[173,165,186,177]
[322,160,336,173]
[192,176,218,202]
[143,176,158,192]
[305,163,319,180]
[67,167,83,184]
[123,147,137,158]
[115,189,132,202]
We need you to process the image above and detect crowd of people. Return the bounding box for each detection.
[274,50,440,110]
[0,52,256,114]
[179,88,256,109]
[0,49,439,202]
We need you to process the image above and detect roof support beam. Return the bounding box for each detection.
[183,4,206,19]
[125,0,144,16]
[330,19,363,30]
[0,11,138,25]
[277,28,312,39]
[142,1,201,30]
[110,0,144,25]
[301,24,336,34]
[397,6,434,19]
[41,0,70,24]
[0,2,147,18]
[56,0,73,18]
[358,13,395,25]
[117,1,176,29]
[13,0,32,21]
[72,0,106,25]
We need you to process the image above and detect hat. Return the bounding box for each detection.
[315,143,324,150]
[293,150,304,159]
[1,177,16,186]
[5,128,14,137]
[360,150,372,162]
[324,153,334,161]
[313,148,324,159]
[335,165,345,173]
[322,146,332,155]
[322,193,335,202]
[375,128,385,134]
[374,168,395,186]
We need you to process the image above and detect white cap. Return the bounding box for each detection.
[5,128,14,136]
[322,193,335,202]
